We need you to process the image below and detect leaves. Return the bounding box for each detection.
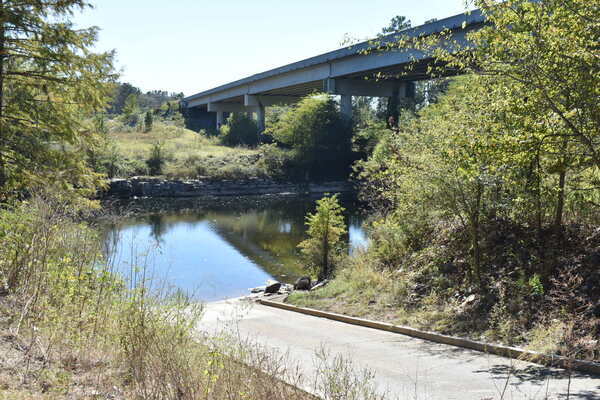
[0,0,117,199]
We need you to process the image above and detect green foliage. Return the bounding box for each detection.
[109,82,140,114]
[256,143,295,179]
[380,15,411,34]
[528,274,544,296]
[298,195,347,281]
[267,95,353,180]
[122,93,140,126]
[220,112,259,147]
[144,110,153,132]
[0,0,116,200]
[146,142,166,176]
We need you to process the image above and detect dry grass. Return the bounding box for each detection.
[106,122,266,180]
[110,123,257,162]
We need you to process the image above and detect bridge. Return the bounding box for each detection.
[182,9,486,132]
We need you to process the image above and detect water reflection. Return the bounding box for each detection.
[101,195,367,302]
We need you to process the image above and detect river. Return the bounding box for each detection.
[101,194,367,301]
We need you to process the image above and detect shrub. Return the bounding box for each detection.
[256,143,294,180]
[146,142,166,175]
[144,110,153,132]
[220,113,259,147]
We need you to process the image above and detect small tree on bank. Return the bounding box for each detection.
[298,195,347,281]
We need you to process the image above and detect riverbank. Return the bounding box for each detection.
[286,220,600,364]
[105,177,354,198]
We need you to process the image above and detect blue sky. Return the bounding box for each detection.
[74,1,471,96]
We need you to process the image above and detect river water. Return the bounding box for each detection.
[101,195,367,301]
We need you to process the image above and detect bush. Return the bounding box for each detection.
[220,113,260,147]
[267,95,353,180]
[146,142,166,175]
[256,143,295,180]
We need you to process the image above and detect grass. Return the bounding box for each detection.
[287,256,461,334]
[104,121,285,181]
[110,123,257,162]
[287,240,598,358]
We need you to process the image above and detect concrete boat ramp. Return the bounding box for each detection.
[198,298,600,400]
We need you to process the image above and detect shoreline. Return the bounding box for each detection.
[105,177,355,199]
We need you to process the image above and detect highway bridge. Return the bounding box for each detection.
[182,9,485,132]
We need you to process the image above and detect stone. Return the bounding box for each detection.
[265,282,282,294]
[294,276,311,291]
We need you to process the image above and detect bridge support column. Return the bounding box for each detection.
[216,111,224,130]
[340,94,353,120]
[257,105,265,133]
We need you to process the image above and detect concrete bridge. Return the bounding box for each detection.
[182,9,485,132]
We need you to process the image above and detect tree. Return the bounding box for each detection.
[122,93,139,126]
[374,15,413,121]
[109,82,140,114]
[267,95,352,180]
[413,0,600,230]
[146,142,165,176]
[380,15,411,35]
[464,0,600,230]
[144,110,153,132]
[298,195,347,281]
[0,0,115,199]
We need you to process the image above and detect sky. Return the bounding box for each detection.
[74,1,471,96]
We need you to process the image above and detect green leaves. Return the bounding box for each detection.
[0,0,117,200]
[298,194,347,281]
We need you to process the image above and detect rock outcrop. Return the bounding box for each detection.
[106,178,353,198]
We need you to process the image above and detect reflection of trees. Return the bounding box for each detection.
[99,195,365,282]
[147,214,166,245]
[206,210,306,282]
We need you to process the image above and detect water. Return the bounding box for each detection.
[101,195,367,302]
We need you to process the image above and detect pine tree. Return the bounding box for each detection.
[298,195,347,281]
[144,110,153,132]
[0,0,115,199]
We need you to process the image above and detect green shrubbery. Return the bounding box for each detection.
[267,95,353,180]
[219,113,260,147]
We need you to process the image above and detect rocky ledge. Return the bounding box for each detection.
[105,177,354,198]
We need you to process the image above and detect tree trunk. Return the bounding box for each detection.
[470,182,483,292]
[321,214,330,281]
[554,168,566,231]
[553,138,569,232]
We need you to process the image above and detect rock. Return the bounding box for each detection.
[464,294,477,304]
[265,282,282,294]
[294,276,311,291]
[250,286,265,294]
[439,262,455,274]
